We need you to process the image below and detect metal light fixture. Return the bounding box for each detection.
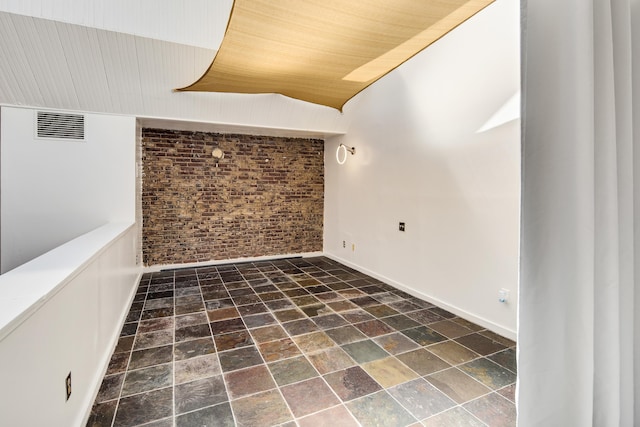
[212,147,225,167]
[336,143,355,165]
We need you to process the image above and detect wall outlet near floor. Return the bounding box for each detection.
[498,288,510,303]
[342,240,346,248]
[65,372,72,401]
[399,222,406,232]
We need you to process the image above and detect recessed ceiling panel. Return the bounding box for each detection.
[178,0,495,110]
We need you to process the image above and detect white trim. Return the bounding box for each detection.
[143,251,325,272]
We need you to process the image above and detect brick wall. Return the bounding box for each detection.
[141,129,324,266]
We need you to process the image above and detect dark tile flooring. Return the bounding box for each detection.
[87,257,516,427]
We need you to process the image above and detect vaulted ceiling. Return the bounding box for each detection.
[0,0,492,137]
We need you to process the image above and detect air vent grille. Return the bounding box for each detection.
[36,112,85,140]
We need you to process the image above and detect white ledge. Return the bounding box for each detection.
[0,222,135,340]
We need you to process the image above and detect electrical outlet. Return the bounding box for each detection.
[399,222,406,232]
[65,372,72,401]
[498,288,510,303]
[342,240,346,248]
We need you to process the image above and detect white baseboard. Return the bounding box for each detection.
[324,252,517,341]
[143,251,325,272]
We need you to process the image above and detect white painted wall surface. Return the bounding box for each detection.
[0,223,139,427]
[325,0,520,338]
[0,106,136,273]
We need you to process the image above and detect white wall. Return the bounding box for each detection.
[0,106,136,273]
[325,0,520,338]
[0,223,139,427]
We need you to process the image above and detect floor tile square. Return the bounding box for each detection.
[323,366,382,401]
[282,318,320,336]
[242,312,277,329]
[268,356,319,386]
[273,308,305,322]
[313,314,349,329]
[301,303,331,317]
[428,319,475,338]
[498,383,516,402]
[455,333,507,356]
[293,331,335,353]
[137,318,174,334]
[218,346,264,372]
[114,336,135,354]
[231,389,293,426]
[113,387,173,427]
[459,357,517,389]
[308,347,357,374]
[129,345,173,370]
[387,300,422,313]
[86,400,117,427]
[363,304,400,318]
[175,323,211,342]
[346,390,417,427]
[297,405,360,427]
[207,307,240,322]
[325,325,367,345]
[250,324,288,343]
[401,326,447,346]
[174,337,216,361]
[426,368,491,404]
[381,314,420,331]
[388,378,455,420]
[428,341,480,365]
[326,300,358,312]
[174,354,220,384]
[210,318,246,335]
[479,330,516,347]
[407,309,443,325]
[463,392,517,427]
[175,312,208,328]
[350,296,379,308]
[341,309,376,324]
[488,348,517,373]
[175,402,234,427]
[396,348,451,376]
[214,330,254,351]
[175,302,204,315]
[281,377,340,417]
[291,295,321,307]
[264,299,296,310]
[95,373,125,403]
[373,332,420,355]
[121,364,172,397]
[361,356,418,388]
[422,407,486,427]
[174,375,227,415]
[224,364,277,399]
[258,337,302,362]
[106,352,129,375]
[236,302,268,316]
[342,340,389,364]
[354,319,395,337]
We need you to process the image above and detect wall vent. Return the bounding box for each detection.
[36,111,85,140]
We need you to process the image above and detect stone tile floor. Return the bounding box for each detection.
[87,257,516,427]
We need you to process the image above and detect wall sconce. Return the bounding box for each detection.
[336,143,355,165]
[212,147,225,167]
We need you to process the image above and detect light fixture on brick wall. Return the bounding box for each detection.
[212,147,225,167]
[336,144,355,165]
